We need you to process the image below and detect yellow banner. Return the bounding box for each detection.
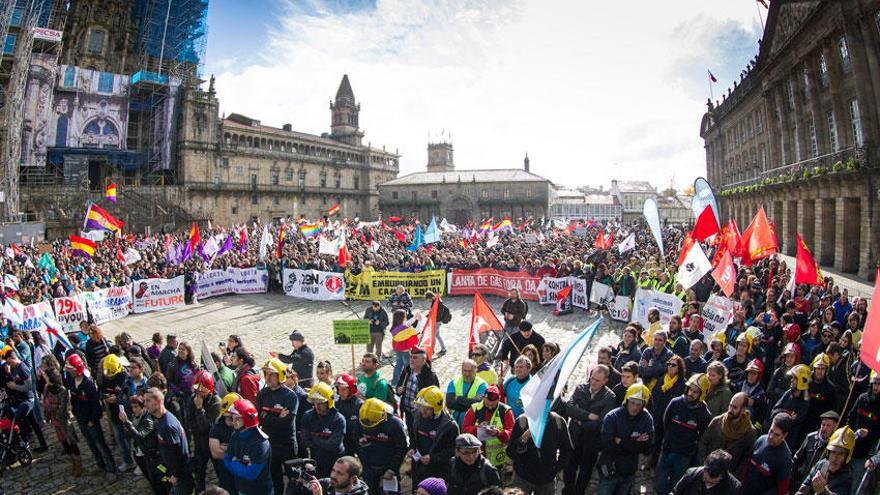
[344,269,447,300]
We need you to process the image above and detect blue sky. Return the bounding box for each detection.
[203,0,764,190]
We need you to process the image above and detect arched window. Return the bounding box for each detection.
[63,66,75,87]
[55,116,68,147]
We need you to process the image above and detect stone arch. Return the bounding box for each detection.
[443,195,475,225]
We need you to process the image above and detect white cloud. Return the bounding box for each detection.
[208,0,762,190]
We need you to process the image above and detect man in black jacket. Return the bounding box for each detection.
[497,321,545,369]
[275,330,315,387]
[448,433,501,495]
[363,301,389,357]
[672,449,741,495]
[563,364,617,495]
[500,289,528,334]
[507,409,573,495]
[409,385,459,486]
[792,410,839,488]
[395,347,439,437]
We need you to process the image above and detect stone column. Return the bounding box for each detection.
[800,199,816,248]
[859,191,875,279]
[815,197,836,266]
[782,199,797,255]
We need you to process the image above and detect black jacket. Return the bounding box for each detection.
[564,384,617,453]
[672,466,741,495]
[792,430,829,484]
[190,393,221,452]
[500,298,528,328]
[363,306,389,334]
[506,413,573,484]
[497,331,545,364]
[411,411,459,479]
[122,411,159,460]
[278,345,315,386]
[448,455,501,495]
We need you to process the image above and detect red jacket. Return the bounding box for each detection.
[235,364,261,403]
[461,402,514,445]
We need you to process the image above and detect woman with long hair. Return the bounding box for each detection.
[520,344,542,375]
[315,360,334,386]
[84,324,112,374]
[704,361,734,417]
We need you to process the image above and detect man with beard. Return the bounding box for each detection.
[793,411,839,488]
[654,373,712,494]
[307,456,370,495]
[698,392,757,475]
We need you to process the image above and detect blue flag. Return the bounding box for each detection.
[407,224,424,252]
[423,217,440,244]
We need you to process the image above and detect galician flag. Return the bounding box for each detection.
[423,217,440,244]
[521,319,602,447]
[676,241,712,290]
[40,315,73,350]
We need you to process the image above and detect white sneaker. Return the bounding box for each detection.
[117,462,132,472]
[133,465,142,476]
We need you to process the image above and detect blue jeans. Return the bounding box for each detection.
[435,323,446,352]
[654,451,697,495]
[392,351,410,384]
[111,420,134,464]
[597,474,634,495]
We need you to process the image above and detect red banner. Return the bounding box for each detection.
[448,269,543,300]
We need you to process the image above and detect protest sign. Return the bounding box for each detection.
[448,269,542,300]
[333,320,370,345]
[133,276,185,314]
[701,295,736,338]
[632,288,684,328]
[570,277,590,310]
[53,295,86,333]
[283,269,345,301]
[196,269,235,300]
[15,300,53,332]
[83,285,132,323]
[589,282,615,306]
[230,267,268,294]
[346,269,446,300]
[539,277,572,305]
[608,296,632,322]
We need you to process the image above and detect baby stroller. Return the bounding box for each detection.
[0,391,33,477]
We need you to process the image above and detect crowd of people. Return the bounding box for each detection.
[0,216,878,495]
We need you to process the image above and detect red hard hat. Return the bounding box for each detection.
[65,354,85,375]
[228,399,259,429]
[784,323,801,342]
[334,373,358,396]
[193,369,215,394]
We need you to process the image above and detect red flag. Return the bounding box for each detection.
[794,233,824,286]
[712,249,737,297]
[692,205,721,242]
[116,245,125,263]
[678,230,696,266]
[188,222,200,251]
[740,207,777,264]
[276,225,286,258]
[603,232,615,250]
[421,297,440,362]
[338,241,351,267]
[554,286,573,316]
[392,230,406,243]
[388,216,402,223]
[594,231,606,250]
[468,293,504,351]
[860,268,880,374]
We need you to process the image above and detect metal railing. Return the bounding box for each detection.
[719,147,866,190]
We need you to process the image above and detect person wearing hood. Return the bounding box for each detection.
[307,456,370,495]
[301,382,346,479]
[770,364,811,449]
[334,373,364,456]
[448,433,501,495]
[793,410,839,489]
[698,392,756,476]
[795,426,856,495]
[409,385,459,486]
[654,373,713,495]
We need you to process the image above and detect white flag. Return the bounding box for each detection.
[259,224,270,260]
[486,235,499,248]
[202,236,220,258]
[24,257,34,269]
[676,242,712,290]
[318,236,338,256]
[617,232,635,255]
[80,230,107,242]
[123,248,142,266]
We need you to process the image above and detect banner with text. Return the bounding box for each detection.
[632,288,684,329]
[448,269,542,300]
[230,267,269,294]
[539,277,572,305]
[283,269,346,301]
[608,296,632,322]
[53,295,87,333]
[701,295,736,339]
[15,300,53,332]
[82,285,132,324]
[133,276,185,314]
[196,269,235,300]
[346,269,446,300]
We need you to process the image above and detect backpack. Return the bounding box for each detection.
[439,303,452,324]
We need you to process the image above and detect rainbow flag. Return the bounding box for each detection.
[105,183,117,203]
[69,235,96,258]
[327,204,340,216]
[493,217,513,232]
[299,223,321,237]
[84,204,123,235]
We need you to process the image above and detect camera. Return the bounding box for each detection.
[283,458,318,495]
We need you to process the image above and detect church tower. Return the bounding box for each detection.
[329,74,364,146]
[426,140,454,173]
[59,0,139,74]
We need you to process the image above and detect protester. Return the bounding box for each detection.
[256,358,299,494]
[409,385,459,486]
[671,449,741,495]
[274,330,315,388]
[507,403,572,495]
[225,398,272,495]
[563,364,617,495]
[697,392,756,476]
[364,301,389,356]
[448,433,502,495]
[301,382,346,479]
[146,387,195,495]
[446,359,488,426]
[597,383,654,495]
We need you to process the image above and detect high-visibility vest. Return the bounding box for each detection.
[452,376,487,422]
[471,401,510,467]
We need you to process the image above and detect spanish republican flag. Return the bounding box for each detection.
[69,235,96,258]
[794,233,824,286]
[327,204,340,217]
[84,204,124,235]
[391,318,419,352]
[105,183,117,203]
[276,225,286,258]
[740,206,777,265]
[493,217,512,232]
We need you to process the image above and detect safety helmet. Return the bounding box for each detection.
[227,399,259,429]
[308,382,335,409]
[781,342,801,363]
[102,354,128,377]
[334,373,358,396]
[192,369,215,394]
[414,386,445,415]
[787,364,811,391]
[359,397,393,428]
[735,333,753,353]
[745,326,763,341]
[220,392,242,415]
[623,383,651,404]
[826,425,856,463]
[709,331,726,348]
[261,357,287,382]
[783,323,801,342]
[684,373,706,397]
[65,354,86,376]
[811,353,830,369]
[0,345,13,360]
[870,371,880,384]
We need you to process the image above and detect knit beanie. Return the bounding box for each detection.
[418,478,447,495]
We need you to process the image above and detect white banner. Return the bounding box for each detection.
[53,295,87,333]
[319,237,339,256]
[15,300,53,332]
[133,276,185,314]
[632,288,684,328]
[608,296,632,322]
[230,267,268,294]
[589,282,615,306]
[539,277,572,305]
[282,269,345,301]
[570,277,589,310]
[82,285,132,324]
[196,269,235,300]
[701,295,736,339]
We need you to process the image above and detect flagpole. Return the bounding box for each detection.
[708,72,714,102]
[755,1,766,33]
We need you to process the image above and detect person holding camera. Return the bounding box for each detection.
[363,301,389,357]
[306,456,369,495]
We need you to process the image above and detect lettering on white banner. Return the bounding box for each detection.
[539,277,572,305]
[53,295,86,333]
[15,301,53,332]
[632,288,684,328]
[196,269,235,300]
[231,267,269,294]
[83,285,132,324]
[701,295,736,339]
[133,276,185,314]
[283,269,345,301]
[607,296,632,322]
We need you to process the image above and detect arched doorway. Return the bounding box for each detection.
[444,195,474,225]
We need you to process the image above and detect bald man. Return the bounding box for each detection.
[698,392,757,474]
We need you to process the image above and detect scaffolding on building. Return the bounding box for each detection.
[130,0,209,184]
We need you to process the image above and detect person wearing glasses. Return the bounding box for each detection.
[469,344,497,386]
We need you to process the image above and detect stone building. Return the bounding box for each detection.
[611,180,658,224]
[178,75,399,224]
[549,189,621,222]
[378,143,551,224]
[700,0,880,279]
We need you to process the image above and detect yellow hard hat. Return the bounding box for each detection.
[103,354,129,377]
[414,386,445,415]
[220,392,242,415]
[359,397,393,428]
[0,345,13,359]
[308,382,335,409]
[827,425,856,463]
[811,353,830,369]
[870,371,880,384]
[623,383,651,403]
[685,373,709,401]
[787,364,811,391]
[262,357,287,382]
[709,331,726,348]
